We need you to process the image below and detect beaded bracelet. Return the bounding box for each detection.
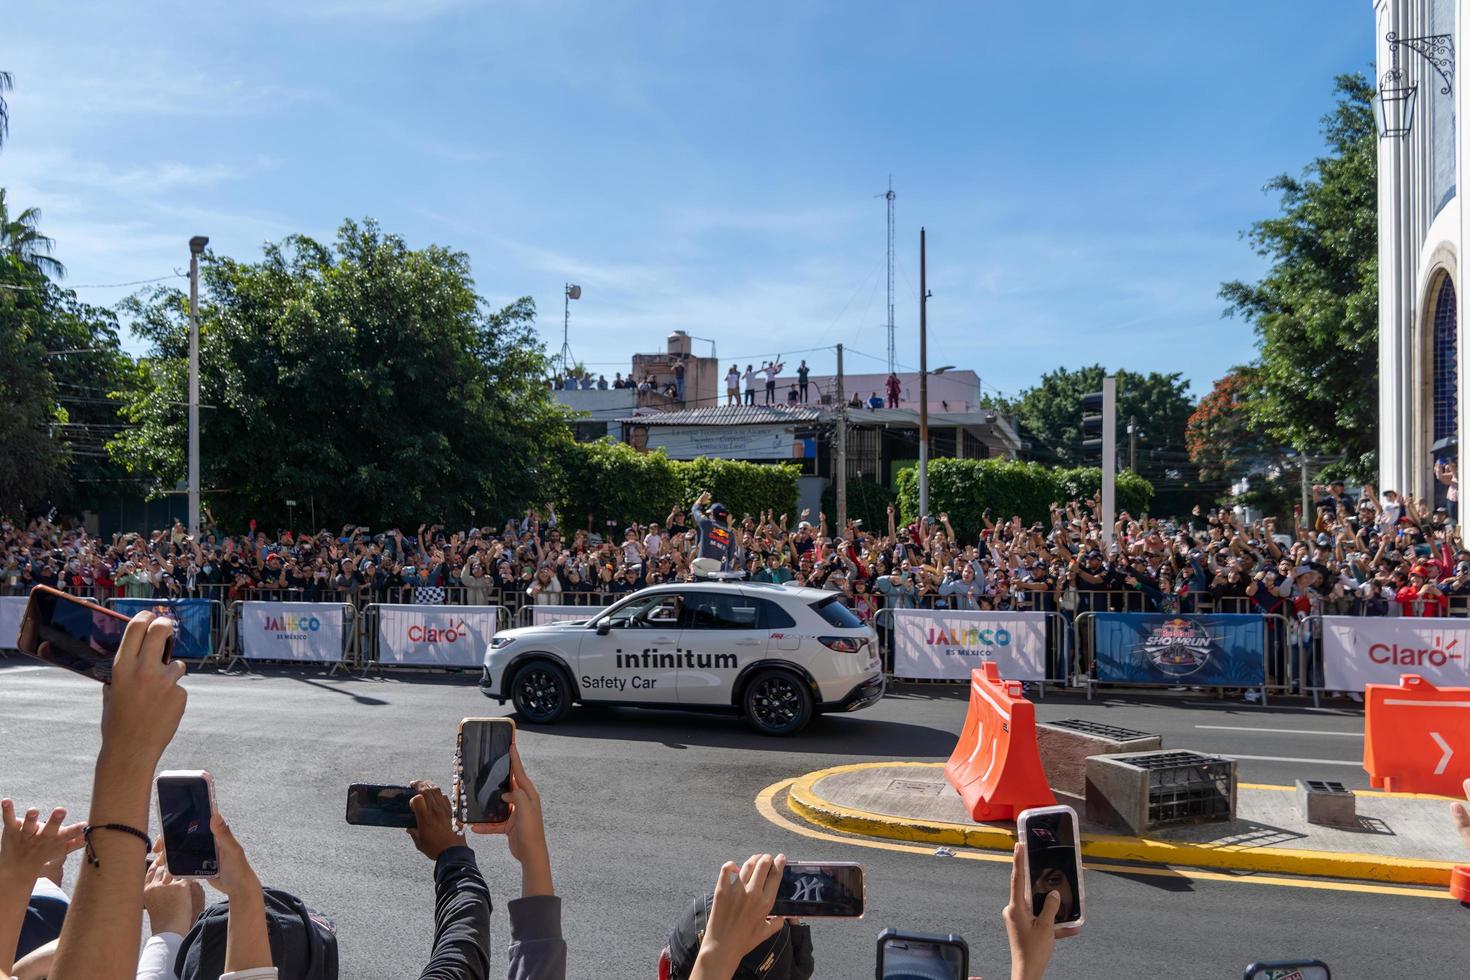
[83,823,152,868]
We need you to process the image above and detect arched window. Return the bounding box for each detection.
[1432,275,1458,446]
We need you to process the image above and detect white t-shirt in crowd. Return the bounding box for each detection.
[726,368,740,391]
[742,369,755,391]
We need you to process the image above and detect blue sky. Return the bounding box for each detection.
[2,1,1372,402]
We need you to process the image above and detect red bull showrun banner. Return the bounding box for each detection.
[1092,613,1267,687]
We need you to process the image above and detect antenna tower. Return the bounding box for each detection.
[884,177,896,374]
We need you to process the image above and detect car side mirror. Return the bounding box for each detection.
[596,622,611,636]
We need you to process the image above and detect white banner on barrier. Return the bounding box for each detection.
[892,609,1048,681]
[1321,615,1470,691]
[530,605,598,626]
[238,602,346,662]
[0,595,26,650]
[377,604,501,668]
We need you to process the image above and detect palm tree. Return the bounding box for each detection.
[0,188,66,280]
[0,70,11,149]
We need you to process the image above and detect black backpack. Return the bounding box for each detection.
[175,886,339,980]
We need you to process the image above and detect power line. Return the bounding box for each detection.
[0,272,185,292]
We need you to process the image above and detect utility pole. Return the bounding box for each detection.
[835,343,848,530]
[884,178,896,375]
[1300,456,1310,529]
[918,227,930,520]
[1128,417,1137,472]
[1101,376,1117,546]
[187,235,208,537]
[1082,378,1118,546]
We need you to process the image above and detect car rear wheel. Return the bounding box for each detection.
[510,661,572,724]
[742,669,813,736]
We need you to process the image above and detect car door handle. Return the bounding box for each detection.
[735,640,763,646]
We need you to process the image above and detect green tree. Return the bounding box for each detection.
[0,252,66,516]
[1219,73,1378,479]
[110,218,567,529]
[0,70,11,149]
[0,188,65,280]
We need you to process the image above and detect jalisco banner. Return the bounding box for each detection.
[110,598,215,660]
[376,604,503,668]
[892,609,1048,681]
[529,604,600,626]
[0,596,25,649]
[1321,615,1470,691]
[1092,613,1266,687]
[238,601,347,663]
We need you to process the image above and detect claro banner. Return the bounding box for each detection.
[238,601,347,662]
[892,609,1047,681]
[530,605,598,626]
[0,595,26,650]
[1322,615,1470,691]
[376,604,502,668]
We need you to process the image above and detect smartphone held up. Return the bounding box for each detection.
[769,861,865,919]
[17,585,174,682]
[157,770,218,878]
[456,717,515,829]
[345,784,418,829]
[1017,804,1085,932]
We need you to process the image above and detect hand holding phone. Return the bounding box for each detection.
[18,586,174,682]
[1017,804,1084,929]
[455,717,515,831]
[157,771,218,878]
[769,861,864,918]
[345,784,417,828]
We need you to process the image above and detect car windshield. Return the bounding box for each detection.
[599,593,680,628]
[811,595,863,629]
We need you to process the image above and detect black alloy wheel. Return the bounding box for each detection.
[511,662,572,724]
[743,669,813,736]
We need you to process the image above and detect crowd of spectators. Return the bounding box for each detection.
[6,482,1469,624]
[4,607,1470,979]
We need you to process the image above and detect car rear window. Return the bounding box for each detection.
[811,595,863,629]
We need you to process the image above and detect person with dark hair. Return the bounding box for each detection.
[665,854,812,980]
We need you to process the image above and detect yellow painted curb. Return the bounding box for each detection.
[786,762,1461,888]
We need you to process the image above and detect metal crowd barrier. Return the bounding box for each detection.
[1070,611,1296,703]
[101,596,227,667]
[356,603,510,674]
[217,601,359,675]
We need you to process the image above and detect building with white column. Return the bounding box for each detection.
[1376,0,1461,507]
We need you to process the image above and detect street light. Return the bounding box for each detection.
[1377,31,1454,139]
[561,283,581,377]
[187,235,208,537]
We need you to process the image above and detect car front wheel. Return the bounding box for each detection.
[742,669,813,736]
[510,661,572,724]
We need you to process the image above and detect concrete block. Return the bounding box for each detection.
[1085,750,1236,836]
[1037,719,1162,798]
[1296,779,1357,828]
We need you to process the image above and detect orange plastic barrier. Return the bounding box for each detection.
[1363,674,1470,796]
[1451,866,1470,905]
[944,661,1056,821]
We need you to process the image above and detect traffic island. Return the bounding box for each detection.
[783,761,1464,887]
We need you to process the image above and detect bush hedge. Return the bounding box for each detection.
[893,458,1152,538]
[554,440,800,532]
[821,477,897,532]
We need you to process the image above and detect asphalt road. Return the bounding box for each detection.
[1,659,1463,979]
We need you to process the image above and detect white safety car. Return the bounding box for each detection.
[480,581,884,735]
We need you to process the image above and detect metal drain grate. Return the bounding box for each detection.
[1127,751,1234,825]
[1046,718,1156,742]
